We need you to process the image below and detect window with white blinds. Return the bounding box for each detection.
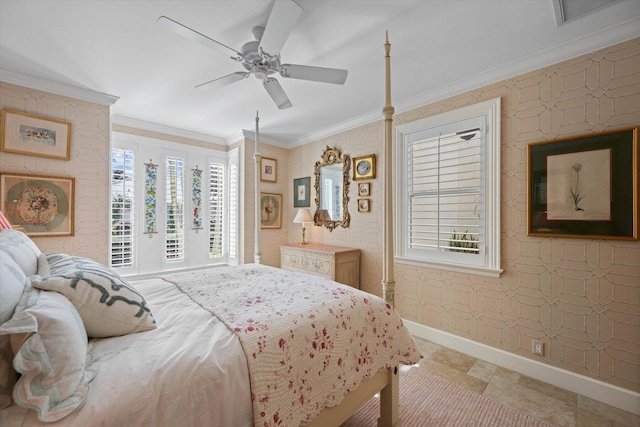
[165,156,185,262]
[208,162,224,259]
[395,98,502,277]
[110,148,135,268]
[227,157,238,260]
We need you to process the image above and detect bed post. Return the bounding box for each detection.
[254,111,262,264]
[381,31,395,307]
[378,31,402,427]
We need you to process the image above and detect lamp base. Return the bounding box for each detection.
[300,226,310,245]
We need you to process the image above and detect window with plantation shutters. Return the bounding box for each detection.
[395,98,502,277]
[110,132,239,273]
[165,155,185,262]
[227,156,239,260]
[209,162,224,258]
[110,148,135,268]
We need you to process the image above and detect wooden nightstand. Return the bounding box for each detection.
[280,243,360,289]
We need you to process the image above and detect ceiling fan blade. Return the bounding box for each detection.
[280,64,348,85]
[263,78,292,109]
[196,72,249,89]
[157,16,243,57]
[258,0,302,57]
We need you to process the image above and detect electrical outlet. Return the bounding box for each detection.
[533,341,544,356]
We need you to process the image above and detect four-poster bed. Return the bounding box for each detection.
[0,35,416,427]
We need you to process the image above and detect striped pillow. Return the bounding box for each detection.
[31,253,156,338]
[0,286,96,422]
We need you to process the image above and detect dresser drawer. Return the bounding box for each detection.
[280,243,360,288]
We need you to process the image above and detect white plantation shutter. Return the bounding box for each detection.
[396,98,502,277]
[165,156,185,262]
[227,158,238,260]
[209,162,224,259]
[408,128,481,255]
[110,148,135,268]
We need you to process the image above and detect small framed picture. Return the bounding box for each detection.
[358,199,370,212]
[260,192,282,229]
[260,157,278,182]
[353,154,376,180]
[1,109,71,160]
[358,182,370,197]
[293,177,311,208]
[1,172,75,236]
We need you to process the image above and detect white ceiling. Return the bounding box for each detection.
[1,0,639,147]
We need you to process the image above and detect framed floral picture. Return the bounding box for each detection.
[358,198,370,212]
[0,172,75,236]
[260,192,282,229]
[527,127,638,240]
[1,109,71,160]
[353,154,376,180]
[358,182,370,197]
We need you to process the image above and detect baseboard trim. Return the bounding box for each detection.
[404,320,640,416]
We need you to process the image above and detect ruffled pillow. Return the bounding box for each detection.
[0,286,96,422]
[31,253,156,338]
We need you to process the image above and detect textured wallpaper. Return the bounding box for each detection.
[286,38,640,393]
[0,82,111,264]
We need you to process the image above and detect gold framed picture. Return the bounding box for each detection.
[358,182,370,197]
[260,192,282,229]
[293,177,310,208]
[358,198,370,212]
[0,172,75,237]
[527,126,638,240]
[1,109,71,160]
[353,154,376,180]
[260,157,278,182]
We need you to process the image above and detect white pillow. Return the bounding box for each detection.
[0,229,41,276]
[0,286,96,422]
[31,253,157,338]
[0,251,29,409]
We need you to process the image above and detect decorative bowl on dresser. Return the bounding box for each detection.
[279,243,360,289]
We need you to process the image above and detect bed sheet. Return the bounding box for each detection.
[0,277,253,427]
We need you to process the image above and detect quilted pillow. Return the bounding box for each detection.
[0,286,96,422]
[0,251,29,409]
[31,253,157,338]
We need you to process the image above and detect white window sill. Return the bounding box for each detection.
[395,256,503,278]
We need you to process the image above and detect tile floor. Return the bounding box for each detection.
[412,337,640,427]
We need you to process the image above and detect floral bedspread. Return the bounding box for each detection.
[162,264,421,427]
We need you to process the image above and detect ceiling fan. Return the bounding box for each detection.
[158,0,348,109]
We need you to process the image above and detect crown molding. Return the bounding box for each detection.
[293,15,640,147]
[111,115,226,146]
[0,68,119,106]
[240,129,289,148]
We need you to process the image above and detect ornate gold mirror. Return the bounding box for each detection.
[314,146,350,231]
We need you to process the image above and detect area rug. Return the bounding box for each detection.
[342,365,550,426]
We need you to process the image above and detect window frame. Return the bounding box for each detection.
[110,132,239,274]
[394,97,502,277]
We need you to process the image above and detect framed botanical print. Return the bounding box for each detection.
[1,109,71,160]
[293,177,310,208]
[527,127,638,240]
[353,154,376,180]
[260,157,278,182]
[260,192,282,229]
[0,172,75,236]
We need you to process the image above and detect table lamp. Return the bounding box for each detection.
[293,208,313,245]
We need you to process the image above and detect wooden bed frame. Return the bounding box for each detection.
[254,33,403,427]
